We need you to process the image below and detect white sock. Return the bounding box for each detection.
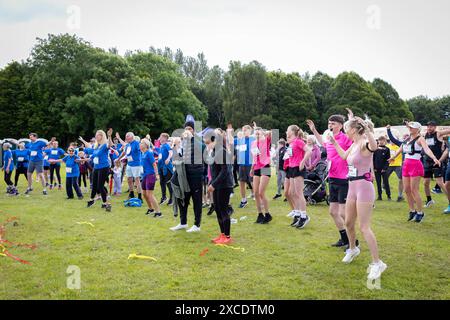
[294,210,301,217]
[300,212,307,219]
[242,197,247,202]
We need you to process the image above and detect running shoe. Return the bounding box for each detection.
[342,247,360,264]
[159,197,168,205]
[167,199,173,206]
[331,239,347,247]
[262,213,273,224]
[43,190,48,196]
[186,225,201,233]
[87,200,95,208]
[170,224,188,231]
[414,212,425,223]
[238,201,248,209]
[212,234,225,243]
[344,239,360,251]
[24,188,31,195]
[397,196,404,202]
[105,204,112,212]
[207,204,215,216]
[153,212,163,218]
[287,210,296,218]
[255,213,265,224]
[367,261,387,280]
[296,215,310,229]
[425,199,435,208]
[145,209,154,215]
[408,211,417,221]
[218,237,233,245]
[444,206,450,214]
[273,194,282,200]
[291,216,300,227]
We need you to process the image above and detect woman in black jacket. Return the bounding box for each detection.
[204,129,235,244]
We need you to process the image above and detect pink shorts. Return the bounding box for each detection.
[402,159,424,178]
[347,180,375,203]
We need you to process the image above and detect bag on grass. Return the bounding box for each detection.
[124,198,143,207]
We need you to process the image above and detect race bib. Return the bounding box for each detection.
[158,154,163,160]
[126,147,131,155]
[403,145,412,153]
[425,138,435,146]
[66,167,73,174]
[51,150,58,155]
[283,149,291,160]
[348,165,358,178]
[127,156,133,162]
[390,150,396,158]
[93,157,99,165]
[44,155,49,160]
[18,157,24,162]
[251,147,261,156]
[239,145,248,152]
[30,151,37,157]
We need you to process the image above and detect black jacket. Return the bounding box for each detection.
[208,146,234,190]
[373,145,390,171]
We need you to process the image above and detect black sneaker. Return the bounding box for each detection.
[273,194,282,200]
[101,204,107,209]
[159,197,168,205]
[408,211,417,222]
[153,212,163,218]
[105,204,112,212]
[296,215,310,229]
[43,190,48,196]
[397,196,404,202]
[255,213,265,224]
[414,212,424,223]
[146,209,155,215]
[283,198,288,202]
[291,216,300,227]
[87,200,95,208]
[129,192,135,199]
[331,239,347,247]
[167,199,173,206]
[262,213,273,224]
[239,201,248,209]
[207,204,215,216]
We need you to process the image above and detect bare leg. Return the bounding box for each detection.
[345,200,358,249]
[259,175,271,213]
[253,176,262,213]
[358,201,380,263]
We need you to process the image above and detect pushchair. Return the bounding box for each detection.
[303,160,329,205]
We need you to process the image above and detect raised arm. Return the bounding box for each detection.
[386,125,402,147]
[306,120,324,146]
[115,132,126,146]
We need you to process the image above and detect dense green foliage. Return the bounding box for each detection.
[0,34,448,144]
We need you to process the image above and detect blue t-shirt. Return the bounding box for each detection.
[91,144,110,170]
[141,150,155,177]
[45,148,65,166]
[28,140,47,162]
[236,136,255,166]
[12,149,30,168]
[3,150,14,171]
[158,143,173,175]
[125,140,142,167]
[63,155,80,178]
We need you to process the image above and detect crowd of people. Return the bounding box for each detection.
[2,111,450,282]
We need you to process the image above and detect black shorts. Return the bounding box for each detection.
[328,178,349,204]
[424,165,444,179]
[239,166,252,182]
[254,165,271,177]
[287,167,306,179]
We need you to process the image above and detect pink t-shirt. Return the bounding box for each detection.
[288,138,306,168]
[251,136,272,171]
[325,132,353,179]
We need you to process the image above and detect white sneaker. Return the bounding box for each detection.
[186,225,201,233]
[170,224,188,231]
[342,247,361,264]
[231,218,238,224]
[287,210,296,218]
[367,260,387,280]
[425,199,435,208]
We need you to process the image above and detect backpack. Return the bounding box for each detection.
[124,198,143,207]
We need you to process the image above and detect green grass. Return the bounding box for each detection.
[0,169,449,300]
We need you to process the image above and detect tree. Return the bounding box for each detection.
[266,71,318,133]
[323,72,387,126]
[407,96,443,125]
[223,61,267,128]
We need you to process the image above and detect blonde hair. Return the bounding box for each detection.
[95,130,108,147]
[344,116,374,135]
[287,125,304,138]
[141,138,151,150]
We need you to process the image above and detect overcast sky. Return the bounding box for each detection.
[1,0,449,99]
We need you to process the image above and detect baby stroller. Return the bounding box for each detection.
[303,160,329,205]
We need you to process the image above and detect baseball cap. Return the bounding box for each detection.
[427,121,437,126]
[407,122,422,129]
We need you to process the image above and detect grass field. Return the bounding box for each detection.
[0,168,449,300]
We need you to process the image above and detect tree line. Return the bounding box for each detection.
[0,34,448,145]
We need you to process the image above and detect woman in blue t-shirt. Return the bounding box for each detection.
[79,129,114,212]
[12,142,30,188]
[140,138,161,217]
[44,140,66,190]
[2,142,16,194]
[49,147,83,199]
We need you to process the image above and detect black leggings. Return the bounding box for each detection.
[91,167,109,203]
[49,164,61,185]
[78,172,88,188]
[14,166,28,186]
[160,171,173,200]
[177,180,203,227]
[4,171,13,186]
[375,170,391,198]
[213,188,233,236]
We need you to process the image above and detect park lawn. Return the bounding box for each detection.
[0,168,449,300]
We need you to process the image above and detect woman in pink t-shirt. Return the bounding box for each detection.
[285,125,312,229]
[250,127,272,224]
